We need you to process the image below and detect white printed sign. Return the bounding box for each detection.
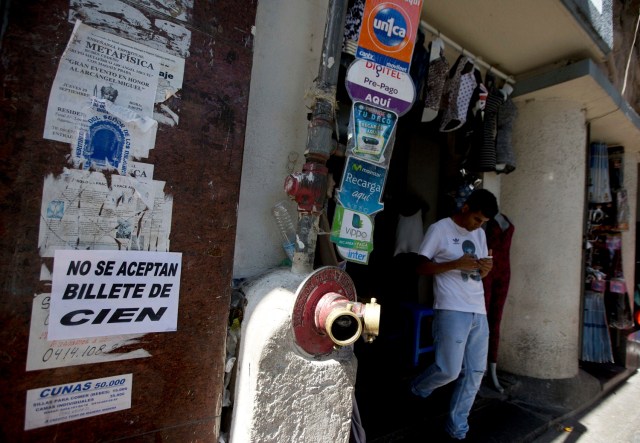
[25,374,132,430]
[26,293,150,371]
[49,250,182,340]
[44,21,161,143]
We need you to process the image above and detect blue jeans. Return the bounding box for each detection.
[411,309,489,439]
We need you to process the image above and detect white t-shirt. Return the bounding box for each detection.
[418,217,488,314]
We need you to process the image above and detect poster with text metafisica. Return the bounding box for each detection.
[44,20,161,143]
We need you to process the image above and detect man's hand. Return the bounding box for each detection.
[478,249,493,277]
[457,253,481,272]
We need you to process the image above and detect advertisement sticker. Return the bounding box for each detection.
[351,101,397,163]
[346,59,415,116]
[337,246,370,265]
[336,157,387,215]
[44,21,160,143]
[330,205,374,252]
[356,0,424,73]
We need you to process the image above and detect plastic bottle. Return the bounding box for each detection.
[272,201,297,260]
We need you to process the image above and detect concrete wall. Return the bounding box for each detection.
[233,0,329,278]
[499,99,588,379]
[0,1,255,440]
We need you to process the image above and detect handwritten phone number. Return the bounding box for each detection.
[41,344,110,362]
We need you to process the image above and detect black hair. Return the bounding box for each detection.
[465,189,499,219]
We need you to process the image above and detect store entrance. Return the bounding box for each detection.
[580,143,638,386]
[330,45,513,441]
[341,108,469,440]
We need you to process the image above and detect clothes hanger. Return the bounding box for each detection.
[429,36,444,62]
[500,82,514,99]
[494,213,510,231]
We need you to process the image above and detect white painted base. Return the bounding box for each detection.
[230,268,358,443]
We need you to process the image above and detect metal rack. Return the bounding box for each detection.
[420,20,516,85]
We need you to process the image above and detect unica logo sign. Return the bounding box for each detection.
[356,0,423,73]
[372,5,409,50]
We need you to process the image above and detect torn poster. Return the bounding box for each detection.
[38,168,173,257]
[69,0,192,58]
[71,97,158,174]
[27,293,150,371]
[44,20,185,143]
[149,180,173,252]
[44,20,159,143]
[128,161,154,180]
[67,3,188,125]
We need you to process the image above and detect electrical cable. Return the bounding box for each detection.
[621,8,640,95]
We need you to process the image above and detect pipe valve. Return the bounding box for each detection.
[284,161,328,214]
[292,267,381,356]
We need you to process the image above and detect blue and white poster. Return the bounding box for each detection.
[72,98,158,174]
[336,157,387,215]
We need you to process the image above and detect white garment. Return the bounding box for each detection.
[418,217,488,314]
[394,210,424,256]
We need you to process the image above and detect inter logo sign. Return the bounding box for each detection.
[357,0,423,73]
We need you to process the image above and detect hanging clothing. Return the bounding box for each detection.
[459,69,488,173]
[588,142,612,204]
[422,40,450,122]
[495,96,518,174]
[439,55,476,132]
[482,214,514,363]
[342,0,365,54]
[394,210,424,256]
[615,188,630,231]
[474,81,504,171]
[582,290,614,363]
[410,30,429,102]
[392,209,424,303]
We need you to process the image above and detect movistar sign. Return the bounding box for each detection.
[336,157,386,215]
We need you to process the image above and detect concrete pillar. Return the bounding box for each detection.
[230,269,357,443]
[499,99,587,379]
[233,0,329,278]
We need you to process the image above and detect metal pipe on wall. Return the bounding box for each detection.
[287,0,348,275]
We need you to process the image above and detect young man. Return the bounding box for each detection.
[410,188,499,440]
